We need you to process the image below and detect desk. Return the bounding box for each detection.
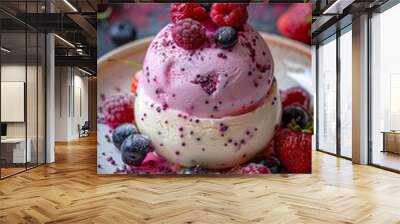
[1,138,31,163]
[382,131,400,154]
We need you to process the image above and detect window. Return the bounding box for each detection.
[317,36,337,154]
[370,2,400,171]
[339,28,352,158]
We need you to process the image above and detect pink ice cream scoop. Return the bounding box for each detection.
[138,24,274,118]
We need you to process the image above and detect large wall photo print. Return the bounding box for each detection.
[97,3,313,175]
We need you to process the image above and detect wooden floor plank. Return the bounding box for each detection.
[0,135,399,223]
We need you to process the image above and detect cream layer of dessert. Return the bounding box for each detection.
[135,81,281,169]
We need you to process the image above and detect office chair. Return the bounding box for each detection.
[79,121,90,138]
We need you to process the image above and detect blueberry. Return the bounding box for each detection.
[282,105,311,129]
[253,156,281,173]
[112,123,139,150]
[201,3,213,11]
[179,165,207,175]
[215,27,238,49]
[110,21,137,46]
[121,134,150,166]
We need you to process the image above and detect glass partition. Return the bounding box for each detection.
[1,31,28,178]
[27,31,38,169]
[26,0,42,169]
[38,32,45,165]
[0,1,46,179]
[317,36,337,154]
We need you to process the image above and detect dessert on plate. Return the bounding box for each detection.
[133,3,282,169]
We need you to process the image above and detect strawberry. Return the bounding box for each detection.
[131,71,139,94]
[277,4,312,44]
[281,86,311,110]
[274,128,311,173]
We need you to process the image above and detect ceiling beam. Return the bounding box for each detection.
[322,0,356,15]
[55,55,96,71]
[67,13,97,39]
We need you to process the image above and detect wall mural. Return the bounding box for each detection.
[97,3,313,175]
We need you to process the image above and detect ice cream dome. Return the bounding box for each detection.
[134,3,281,169]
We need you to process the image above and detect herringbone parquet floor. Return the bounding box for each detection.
[0,134,400,224]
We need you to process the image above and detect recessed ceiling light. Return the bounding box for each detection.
[78,67,93,76]
[54,34,75,48]
[323,0,355,15]
[1,47,11,53]
[63,0,78,12]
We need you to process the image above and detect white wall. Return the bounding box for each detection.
[55,66,69,141]
[54,67,89,141]
[1,65,38,138]
[72,73,89,138]
[1,65,26,139]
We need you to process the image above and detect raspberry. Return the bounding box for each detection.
[103,94,134,129]
[172,18,206,50]
[274,128,312,173]
[252,155,281,173]
[210,3,248,27]
[170,3,208,23]
[281,86,311,110]
[232,163,270,174]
